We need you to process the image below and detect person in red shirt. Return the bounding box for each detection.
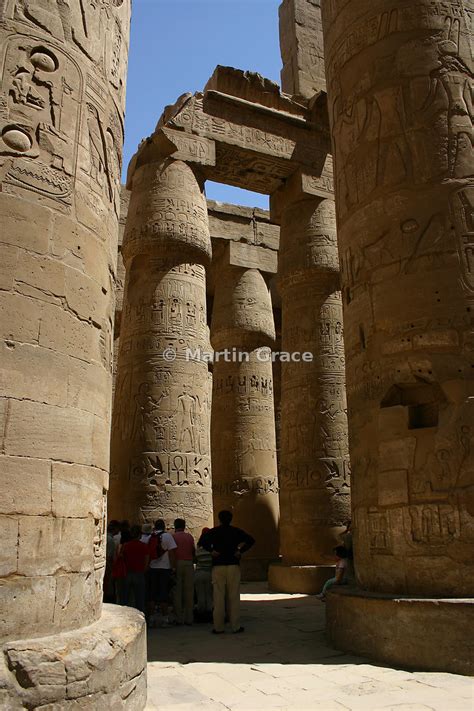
[121,525,149,613]
[172,518,195,625]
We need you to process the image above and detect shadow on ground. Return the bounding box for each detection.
[147,582,365,666]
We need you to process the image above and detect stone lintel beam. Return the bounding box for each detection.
[150,72,330,195]
[207,200,270,222]
[207,200,280,252]
[204,65,307,117]
[229,241,278,274]
[214,241,278,276]
[128,65,331,198]
[205,89,310,128]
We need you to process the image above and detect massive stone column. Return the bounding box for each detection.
[279,0,326,98]
[211,254,279,580]
[110,158,213,540]
[322,0,474,674]
[0,2,146,707]
[269,191,351,593]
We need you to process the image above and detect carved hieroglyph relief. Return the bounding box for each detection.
[322,0,474,596]
[278,195,351,567]
[0,0,132,652]
[211,264,279,577]
[110,159,213,537]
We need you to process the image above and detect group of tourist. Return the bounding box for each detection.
[104,510,255,633]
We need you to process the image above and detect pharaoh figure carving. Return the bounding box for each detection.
[322,0,474,596]
[110,158,213,539]
[277,196,351,572]
[211,262,280,579]
[0,1,146,708]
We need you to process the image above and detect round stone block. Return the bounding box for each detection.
[268,563,335,594]
[0,605,147,709]
[326,587,474,676]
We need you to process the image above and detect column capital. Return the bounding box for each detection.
[270,165,334,222]
[122,158,212,266]
[278,193,340,290]
[211,258,276,351]
[126,128,216,190]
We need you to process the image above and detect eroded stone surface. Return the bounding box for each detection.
[211,259,280,579]
[327,588,474,676]
[279,0,326,97]
[0,4,147,709]
[110,159,213,538]
[278,195,350,567]
[0,605,147,710]
[322,0,474,597]
[0,0,129,639]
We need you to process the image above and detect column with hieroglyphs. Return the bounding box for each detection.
[211,246,280,580]
[269,185,351,593]
[321,0,474,674]
[279,0,326,98]
[274,0,351,593]
[0,1,146,707]
[110,157,213,540]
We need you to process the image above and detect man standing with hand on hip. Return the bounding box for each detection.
[202,510,255,634]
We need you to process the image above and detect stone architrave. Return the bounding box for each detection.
[110,158,213,539]
[321,0,474,673]
[269,195,351,593]
[211,259,280,580]
[0,1,146,707]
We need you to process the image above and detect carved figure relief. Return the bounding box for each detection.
[278,196,350,566]
[86,102,122,216]
[322,0,474,597]
[12,0,128,102]
[1,38,81,203]
[451,186,474,293]
[110,157,213,537]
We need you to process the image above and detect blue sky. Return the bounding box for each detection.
[123,0,282,208]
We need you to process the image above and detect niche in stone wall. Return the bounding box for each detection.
[380,381,445,431]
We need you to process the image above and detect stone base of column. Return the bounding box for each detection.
[268,563,335,594]
[0,605,147,709]
[326,587,474,676]
[241,557,279,582]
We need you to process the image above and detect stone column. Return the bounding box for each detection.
[279,0,326,98]
[269,192,351,593]
[0,2,146,707]
[211,258,279,580]
[110,158,213,541]
[321,0,474,674]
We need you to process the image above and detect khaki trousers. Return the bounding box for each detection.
[212,564,241,632]
[173,560,194,624]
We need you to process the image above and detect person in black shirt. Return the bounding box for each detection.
[202,510,255,634]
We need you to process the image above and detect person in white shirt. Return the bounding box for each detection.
[148,519,177,625]
[140,522,153,544]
